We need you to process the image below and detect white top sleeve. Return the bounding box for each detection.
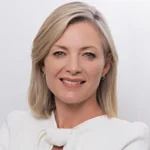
[123,139,149,150]
[74,122,150,150]
[0,121,9,150]
[123,123,150,150]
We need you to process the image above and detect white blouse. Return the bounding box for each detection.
[0,110,149,150]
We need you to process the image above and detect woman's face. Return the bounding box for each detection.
[43,21,110,104]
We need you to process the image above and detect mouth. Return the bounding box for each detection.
[60,78,86,87]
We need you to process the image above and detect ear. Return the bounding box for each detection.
[102,53,112,77]
[41,63,45,74]
[102,62,111,77]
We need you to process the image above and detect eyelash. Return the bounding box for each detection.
[83,52,96,59]
[53,51,66,56]
[53,51,96,59]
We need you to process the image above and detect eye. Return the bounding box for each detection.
[83,52,96,59]
[53,51,66,57]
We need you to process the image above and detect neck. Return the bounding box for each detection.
[54,98,104,128]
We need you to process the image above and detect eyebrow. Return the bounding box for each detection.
[52,45,98,51]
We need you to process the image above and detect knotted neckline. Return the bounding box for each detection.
[36,112,107,149]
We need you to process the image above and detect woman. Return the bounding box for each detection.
[0,1,149,150]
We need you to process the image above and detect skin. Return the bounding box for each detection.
[43,21,110,133]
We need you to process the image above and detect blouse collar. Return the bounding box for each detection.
[36,111,108,150]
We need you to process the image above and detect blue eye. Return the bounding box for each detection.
[53,51,66,57]
[84,52,96,59]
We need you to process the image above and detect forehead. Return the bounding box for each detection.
[53,21,102,50]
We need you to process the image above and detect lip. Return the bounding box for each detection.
[60,77,86,82]
[59,77,86,88]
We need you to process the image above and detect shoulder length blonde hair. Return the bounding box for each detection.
[28,2,118,119]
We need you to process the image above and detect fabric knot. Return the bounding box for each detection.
[40,128,72,147]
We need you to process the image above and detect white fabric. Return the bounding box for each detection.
[43,128,72,146]
[0,110,149,150]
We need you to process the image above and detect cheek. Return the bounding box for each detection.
[91,68,103,84]
[44,60,61,92]
[90,66,104,89]
[45,59,64,77]
[84,61,105,80]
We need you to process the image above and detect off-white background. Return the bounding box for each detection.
[0,0,150,127]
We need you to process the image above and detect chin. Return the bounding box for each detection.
[62,98,82,105]
[57,95,84,105]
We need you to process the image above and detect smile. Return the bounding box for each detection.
[60,78,86,88]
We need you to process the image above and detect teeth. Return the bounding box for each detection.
[63,80,82,85]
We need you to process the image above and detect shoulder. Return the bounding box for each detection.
[91,116,149,137]
[102,117,149,145]
[108,118,150,149]
[77,116,150,149]
[108,117,149,139]
[7,110,32,119]
[6,110,53,132]
[112,118,149,143]
[86,115,149,136]
[6,110,37,125]
[107,117,149,134]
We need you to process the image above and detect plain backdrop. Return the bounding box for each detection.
[0,0,150,127]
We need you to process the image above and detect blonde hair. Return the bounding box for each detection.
[28,2,118,119]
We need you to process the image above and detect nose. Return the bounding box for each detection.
[65,55,82,75]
